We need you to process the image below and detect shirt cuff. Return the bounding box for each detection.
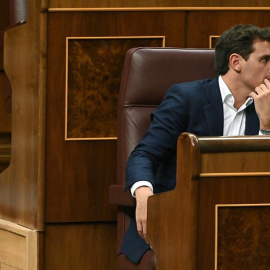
[130,181,154,198]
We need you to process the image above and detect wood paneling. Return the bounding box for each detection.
[2,1,270,268]
[0,0,47,230]
[197,176,270,270]
[44,223,117,270]
[46,11,185,223]
[48,0,270,8]
[186,11,270,48]
[146,134,270,269]
[201,152,270,174]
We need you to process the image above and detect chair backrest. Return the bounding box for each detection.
[117,47,216,185]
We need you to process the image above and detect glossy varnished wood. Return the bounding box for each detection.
[3,1,270,269]
[197,176,270,269]
[44,222,117,270]
[147,133,270,269]
[186,11,270,48]
[46,10,185,223]
[147,133,200,270]
[0,0,47,230]
[48,0,270,8]
[199,136,270,174]
[199,136,270,153]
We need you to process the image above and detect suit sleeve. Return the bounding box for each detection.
[125,84,189,190]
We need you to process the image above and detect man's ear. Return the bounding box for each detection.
[229,53,242,72]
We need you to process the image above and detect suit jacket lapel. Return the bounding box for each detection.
[245,102,259,135]
[204,78,224,136]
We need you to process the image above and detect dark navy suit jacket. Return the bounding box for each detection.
[121,77,260,263]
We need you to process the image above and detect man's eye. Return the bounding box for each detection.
[261,57,270,63]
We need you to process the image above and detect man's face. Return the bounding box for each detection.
[240,40,270,91]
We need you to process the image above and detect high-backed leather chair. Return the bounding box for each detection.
[109,47,216,269]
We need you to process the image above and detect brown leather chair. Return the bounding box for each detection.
[109,47,216,269]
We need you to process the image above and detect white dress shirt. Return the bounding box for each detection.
[130,76,258,196]
[219,76,254,136]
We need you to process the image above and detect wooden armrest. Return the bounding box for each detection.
[109,185,136,207]
[199,135,270,153]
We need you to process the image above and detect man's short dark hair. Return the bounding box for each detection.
[214,24,270,75]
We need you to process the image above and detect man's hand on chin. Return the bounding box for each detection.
[249,79,270,130]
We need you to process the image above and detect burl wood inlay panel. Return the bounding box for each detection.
[217,205,270,269]
[66,37,164,139]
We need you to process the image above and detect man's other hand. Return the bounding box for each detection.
[134,186,154,241]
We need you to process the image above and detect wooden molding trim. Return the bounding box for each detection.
[200,172,270,178]
[48,7,270,12]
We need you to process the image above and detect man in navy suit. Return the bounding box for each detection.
[120,24,270,268]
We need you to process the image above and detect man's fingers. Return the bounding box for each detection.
[136,220,148,240]
[143,222,147,241]
[136,209,147,238]
[251,80,270,131]
[255,84,267,94]
[264,78,270,88]
[135,186,153,240]
[253,83,270,97]
[136,221,143,238]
